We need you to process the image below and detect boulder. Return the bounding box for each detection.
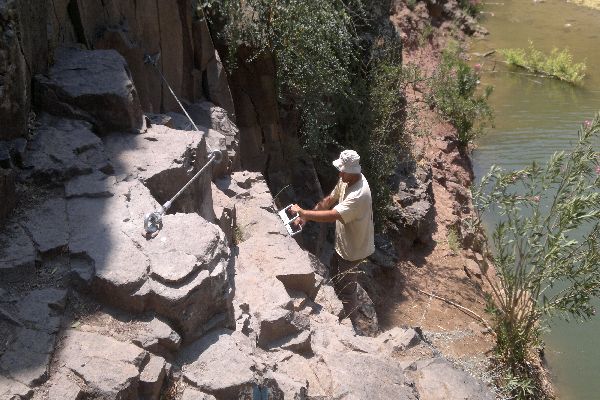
[256,308,309,350]
[67,182,233,341]
[0,223,36,283]
[378,327,422,354]
[274,349,417,400]
[22,114,111,184]
[369,234,399,269]
[56,330,148,400]
[270,330,312,355]
[166,111,232,178]
[133,317,182,358]
[178,329,255,399]
[314,284,344,318]
[130,213,233,341]
[0,327,56,387]
[16,288,67,334]
[186,101,240,170]
[138,355,167,400]
[46,372,84,400]
[350,284,380,337]
[34,47,143,134]
[265,371,308,400]
[0,375,33,400]
[408,358,495,400]
[181,387,217,400]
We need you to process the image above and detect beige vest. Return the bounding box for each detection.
[331,175,375,261]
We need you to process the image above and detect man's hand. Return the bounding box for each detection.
[292,217,305,228]
[289,204,305,228]
[290,204,304,218]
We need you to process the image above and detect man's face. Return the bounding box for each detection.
[339,171,353,183]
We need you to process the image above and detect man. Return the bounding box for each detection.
[291,149,375,317]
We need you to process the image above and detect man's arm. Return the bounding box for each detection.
[290,204,342,223]
[314,195,336,211]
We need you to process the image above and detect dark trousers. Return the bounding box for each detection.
[329,252,363,317]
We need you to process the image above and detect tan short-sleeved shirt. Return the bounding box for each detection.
[330,175,375,261]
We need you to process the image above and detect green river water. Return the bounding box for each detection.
[470,1,600,398]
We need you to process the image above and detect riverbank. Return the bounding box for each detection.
[374,0,499,388]
[469,1,600,399]
[569,0,600,10]
[374,1,564,398]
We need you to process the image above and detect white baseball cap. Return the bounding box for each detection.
[333,150,361,174]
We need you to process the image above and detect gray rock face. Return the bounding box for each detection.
[104,125,215,221]
[0,138,27,169]
[0,223,36,282]
[389,164,435,248]
[0,287,67,395]
[65,171,116,198]
[186,101,240,172]
[0,0,29,141]
[408,358,496,400]
[0,327,56,387]
[0,169,16,226]
[20,198,68,253]
[211,183,237,246]
[56,330,148,399]
[34,47,143,134]
[23,114,111,184]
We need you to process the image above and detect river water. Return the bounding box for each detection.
[469,1,600,398]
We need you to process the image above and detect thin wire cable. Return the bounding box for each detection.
[164,153,216,210]
[149,61,216,153]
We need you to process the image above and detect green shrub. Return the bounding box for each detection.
[447,226,460,252]
[500,41,586,83]
[201,0,361,160]
[458,0,483,17]
[470,115,600,398]
[426,44,493,146]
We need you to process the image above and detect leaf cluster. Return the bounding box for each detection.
[500,41,587,84]
[426,43,493,146]
[470,114,600,398]
[201,0,361,160]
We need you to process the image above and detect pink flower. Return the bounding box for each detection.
[584,120,591,128]
[532,195,540,203]
[474,63,482,71]
[595,165,600,175]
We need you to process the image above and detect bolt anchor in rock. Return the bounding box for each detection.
[143,150,222,237]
